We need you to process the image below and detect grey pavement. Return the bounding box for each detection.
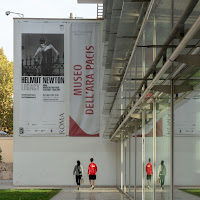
[130,186,200,200]
[0,181,200,200]
[50,187,130,200]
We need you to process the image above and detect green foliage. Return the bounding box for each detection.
[180,189,200,197]
[0,189,61,200]
[0,48,13,134]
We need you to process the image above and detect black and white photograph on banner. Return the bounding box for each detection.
[22,34,64,76]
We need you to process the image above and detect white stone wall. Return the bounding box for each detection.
[13,137,116,185]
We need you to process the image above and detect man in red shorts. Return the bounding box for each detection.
[88,158,97,189]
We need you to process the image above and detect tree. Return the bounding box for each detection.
[0,48,13,134]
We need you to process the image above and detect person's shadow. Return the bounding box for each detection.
[75,190,96,200]
[89,192,96,200]
[76,192,80,200]
[161,190,165,200]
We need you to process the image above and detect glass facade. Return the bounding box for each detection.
[102,0,200,199]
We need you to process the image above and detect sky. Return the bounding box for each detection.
[0,0,97,61]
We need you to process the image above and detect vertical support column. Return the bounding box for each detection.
[135,120,137,200]
[125,81,127,107]
[142,110,146,200]
[121,85,124,191]
[121,86,124,115]
[170,0,174,199]
[129,133,131,194]
[142,26,146,200]
[153,100,157,200]
[129,68,131,101]
[135,57,138,91]
[116,140,118,187]
[153,10,157,61]
[121,133,124,191]
[170,80,174,200]
[124,134,127,193]
[142,31,146,78]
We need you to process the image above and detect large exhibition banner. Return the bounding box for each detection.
[19,33,66,136]
[69,23,100,137]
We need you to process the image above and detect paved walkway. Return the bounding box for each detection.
[131,186,200,200]
[51,187,130,200]
[0,181,200,200]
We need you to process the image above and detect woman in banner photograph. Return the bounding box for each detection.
[33,38,59,76]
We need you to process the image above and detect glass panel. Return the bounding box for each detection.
[112,0,200,199]
[145,109,153,200]
[130,134,135,198]
[125,137,129,193]
[155,87,171,200]
[136,129,142,199]
[116,142,121,187]
[174,42,200,198]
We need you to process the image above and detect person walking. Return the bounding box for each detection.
[146,158,153,189]
[158,160,166,190]
[73,160,84,190]
[88,158,97,190]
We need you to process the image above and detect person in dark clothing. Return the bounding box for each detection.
[33,38,59,76]
[73,160,84,190]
